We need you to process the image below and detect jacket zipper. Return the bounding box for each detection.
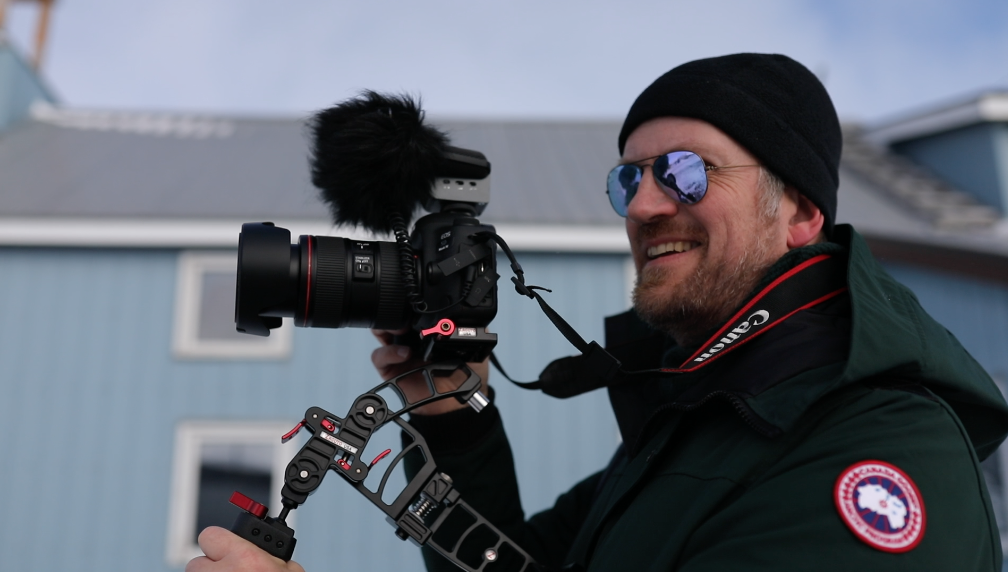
[641,389,781,442]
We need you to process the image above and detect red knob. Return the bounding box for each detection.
[230,491,268,519]
[420,318,455,338]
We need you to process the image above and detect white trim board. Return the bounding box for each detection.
[0,217,631,252]
[0,218,342,248]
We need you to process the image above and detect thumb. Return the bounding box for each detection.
[197,526,248,562]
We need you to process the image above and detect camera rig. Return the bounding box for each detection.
[228,207,626,570]
[227,98,626,570]
[229,361,539,572]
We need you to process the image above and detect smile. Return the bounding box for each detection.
[647,241,700,259]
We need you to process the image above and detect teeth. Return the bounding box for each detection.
[647,241,696,258]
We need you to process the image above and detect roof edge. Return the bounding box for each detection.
[864,91,1008,146]
[862,231,1008,286]
[0,217,630,252]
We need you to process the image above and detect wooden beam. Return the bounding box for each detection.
[863,233,1008,286]
[32,0,52,69]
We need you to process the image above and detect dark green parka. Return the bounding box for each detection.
[408,225,1008,571]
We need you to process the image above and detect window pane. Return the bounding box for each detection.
[194,443,273,542]
[173,252,292,359]
[197,271,251,342]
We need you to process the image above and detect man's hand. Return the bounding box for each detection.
[371,329,490,416]
[186,527,305,572]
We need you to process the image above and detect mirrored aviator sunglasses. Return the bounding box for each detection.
[606,150,712,217]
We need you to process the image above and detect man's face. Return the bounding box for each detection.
[623,117,792,346]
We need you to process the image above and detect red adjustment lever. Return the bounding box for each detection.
[281,420,305,444]
[370,448,392,468]
[230,491,268,519]
[420,318,455,338]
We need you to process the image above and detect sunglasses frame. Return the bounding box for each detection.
[606,150,760,217]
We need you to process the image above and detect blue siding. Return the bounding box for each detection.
[0,44,55,132]
[0,248,626,571]
[892,123,1007,213]
[883,262,1008,378]
[490,253,629,513]
[6,246,1008,569]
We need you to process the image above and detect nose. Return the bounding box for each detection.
[625,166,680,223]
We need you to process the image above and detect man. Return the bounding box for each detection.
[380,53,1008,571]
[190,53,1008,571]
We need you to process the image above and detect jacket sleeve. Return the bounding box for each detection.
[404,402,602,571]
[674,384,1002,572]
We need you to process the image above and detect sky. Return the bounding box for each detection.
[3,0,1008,126]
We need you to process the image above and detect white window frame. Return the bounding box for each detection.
[172,250,292,359]
[165,420,298,567]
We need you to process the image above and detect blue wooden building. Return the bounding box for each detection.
[0,37,627,571]
[4,37,1008,570]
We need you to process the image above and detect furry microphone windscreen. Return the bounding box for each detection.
[309,91,450,234]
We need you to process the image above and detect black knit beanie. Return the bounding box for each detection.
[618,53,842,236]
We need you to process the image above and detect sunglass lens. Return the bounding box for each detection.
[607,165,642,216]
[652,151,707,204]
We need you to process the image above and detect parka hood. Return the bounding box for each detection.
[606,224,1008,460]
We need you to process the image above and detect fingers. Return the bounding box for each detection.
[186,553,305,572]
[371,328,410,346]
[189,526,305,572]
[467,358,491,388]
[370,329,491,416]
[197,526,244,562]
[371,342,412,372]
[372,329,394,346]
[185,556,212,572]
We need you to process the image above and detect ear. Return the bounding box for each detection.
[785,188,825,248]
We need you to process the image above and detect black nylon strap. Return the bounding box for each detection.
[489,352,540,390]
[521,282,589,353]
[493,253,847,397]
[491,343,622,398]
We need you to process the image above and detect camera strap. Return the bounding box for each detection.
[491,252,847,398]
[473,231,621,387]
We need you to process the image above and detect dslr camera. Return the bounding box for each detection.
[234,139,499,364]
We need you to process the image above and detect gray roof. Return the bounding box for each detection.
[836,125,1008,258]
[0,105,621,225]
[840,126,1000,230]
[3,104,1008,263]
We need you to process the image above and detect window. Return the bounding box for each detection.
[172,251,292,359]
[165,421,296,566]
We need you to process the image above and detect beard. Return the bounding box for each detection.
[632,219,780,347]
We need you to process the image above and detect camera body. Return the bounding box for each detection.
[234,146,499,363]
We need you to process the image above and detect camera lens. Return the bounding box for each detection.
[235,223,410,336]
[299,235,408,329]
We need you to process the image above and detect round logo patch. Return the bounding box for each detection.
[834,460,925,552]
